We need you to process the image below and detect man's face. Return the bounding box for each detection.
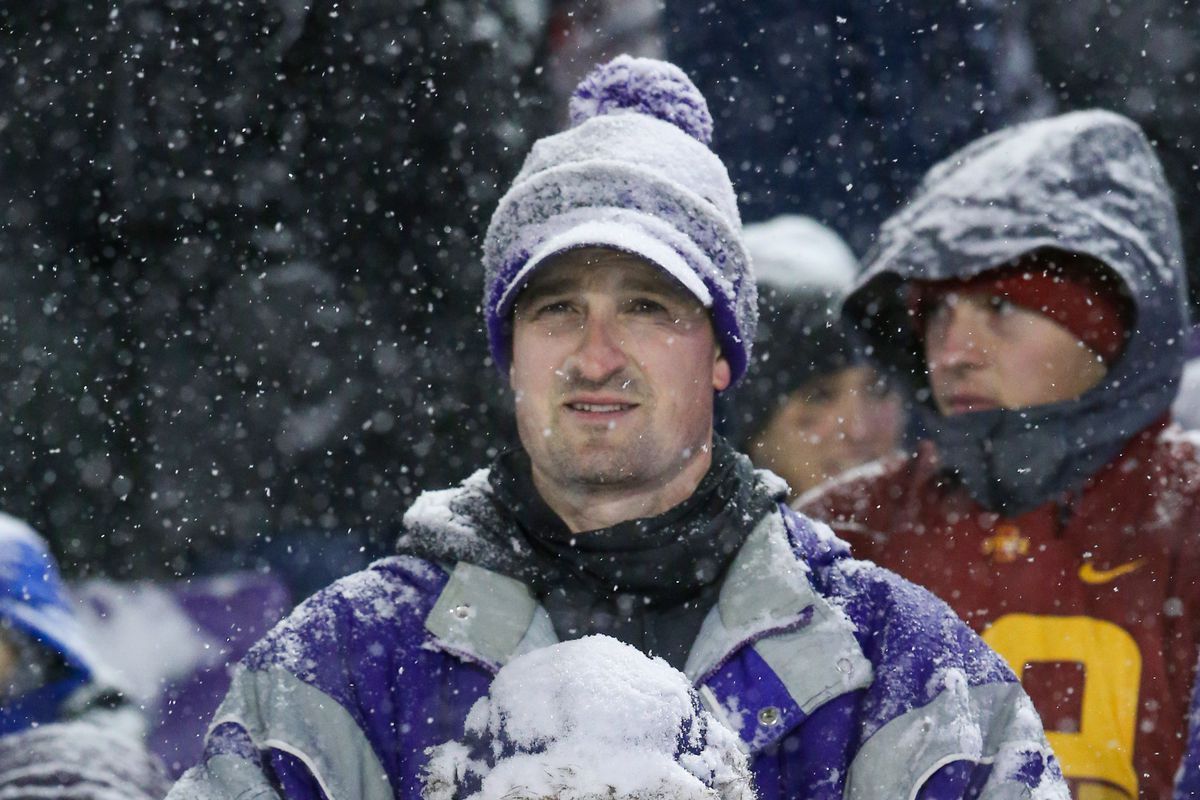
[510,248,730,494]
[924,292,1108,415]
[749,365,904,496]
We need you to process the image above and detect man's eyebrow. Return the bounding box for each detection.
[516,275,577,305]
[621,274,696,301]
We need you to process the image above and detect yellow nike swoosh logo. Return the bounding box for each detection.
[1078,559,1145,585]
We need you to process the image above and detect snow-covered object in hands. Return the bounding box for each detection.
[422,635,755,800]
[845,109,1188,514]
[743,215,858,294]
[483,55,756,385]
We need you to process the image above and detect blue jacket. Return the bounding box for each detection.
[170,482,1065,800]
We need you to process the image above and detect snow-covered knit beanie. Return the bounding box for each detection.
[482,55,755,385]
[742,215,857,294]
[422,635,755,800]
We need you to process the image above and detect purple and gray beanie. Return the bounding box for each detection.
[482,55,756,385]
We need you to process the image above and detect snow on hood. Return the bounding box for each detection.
[844,109,1188,512]
[422,635,755,800]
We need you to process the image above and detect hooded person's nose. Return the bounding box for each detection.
[926,301,990,373]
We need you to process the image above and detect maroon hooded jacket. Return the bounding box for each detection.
[799,419,1200,798]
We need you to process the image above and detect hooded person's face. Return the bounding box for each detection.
[748,365,903,497]
[509,248,730,512]
[924,292,1108,415]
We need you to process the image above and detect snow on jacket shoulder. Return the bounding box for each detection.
[168,500,1066,800]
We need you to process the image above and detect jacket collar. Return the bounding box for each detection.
[422,505,873,753]
[423,561,557,672]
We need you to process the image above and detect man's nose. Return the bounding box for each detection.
[568,313,628,381]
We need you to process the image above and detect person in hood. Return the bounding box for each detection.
[797,109,1195,799]
[727,215,905,499]
[0,513,169,799]
[168,56,1067,800]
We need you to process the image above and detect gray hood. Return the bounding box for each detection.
[844,110,1188,514]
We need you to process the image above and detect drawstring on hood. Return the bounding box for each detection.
[844,110,1188,515]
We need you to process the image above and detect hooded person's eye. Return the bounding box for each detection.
[987,295,1016,315]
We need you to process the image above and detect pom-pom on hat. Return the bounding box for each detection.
[483,55,755,385]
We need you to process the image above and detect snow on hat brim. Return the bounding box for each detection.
[494,218,715,319]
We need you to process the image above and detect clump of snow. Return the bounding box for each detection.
[743,215,858,293]
[423,635,754,800]
[569,55,714,145]
[404,469,496,545]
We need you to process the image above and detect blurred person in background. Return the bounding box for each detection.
[799,110,1196,798]
[727,215,905,499]
[0,514,168,799]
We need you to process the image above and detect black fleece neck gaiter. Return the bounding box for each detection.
[488,438,778,670]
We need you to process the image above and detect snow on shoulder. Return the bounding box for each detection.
[423,635,755,800]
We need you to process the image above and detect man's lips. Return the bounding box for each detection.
[562,397,640,416]
[943,393,998,414]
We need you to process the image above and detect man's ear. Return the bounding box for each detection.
[712,350,732,392]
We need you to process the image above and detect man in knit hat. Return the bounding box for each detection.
[168,57,1066,800]
[799,110,1197,798]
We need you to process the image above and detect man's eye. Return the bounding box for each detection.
[536,301,574,316]
[628,298,668,315]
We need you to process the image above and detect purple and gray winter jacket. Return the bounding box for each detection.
[168,473,1065,800]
